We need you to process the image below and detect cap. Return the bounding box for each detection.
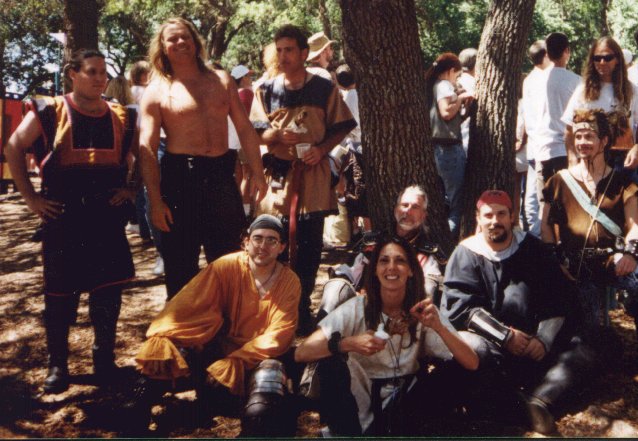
[230,64,253,80]
[476,190,513,210]
[249,214,285,238]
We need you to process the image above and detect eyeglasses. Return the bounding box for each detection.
[593,54,616,63]
[250,235,280,247]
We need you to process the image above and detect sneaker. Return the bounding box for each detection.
[525,396,556,435]
[126,223,140,235]
[152,257,164,276]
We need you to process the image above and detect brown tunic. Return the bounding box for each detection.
[250,73,356,218]
[543,169,638,251]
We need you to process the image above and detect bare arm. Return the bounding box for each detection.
[624,144,638,170]
[437,95,463,121]
[410,299,479,370]
[294,329,330,362]
[224,71,267,202]
[5,111,64,220]
[303,127,352,166]
[110,115,141,206]
[139,82,173,231]
[295,328,386,363]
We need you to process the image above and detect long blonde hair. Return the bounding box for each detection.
[105,76,134,106]
[148,17,209,81]
[262,42,279,79]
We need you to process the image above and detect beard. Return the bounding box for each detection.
[487,226,508,243]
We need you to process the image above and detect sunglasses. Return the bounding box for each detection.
[593,54,616,63]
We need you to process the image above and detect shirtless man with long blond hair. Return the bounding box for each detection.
[140,18,268,298]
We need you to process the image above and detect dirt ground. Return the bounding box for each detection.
[1,185,638,438]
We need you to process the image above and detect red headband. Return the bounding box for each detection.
[476,190,513,210]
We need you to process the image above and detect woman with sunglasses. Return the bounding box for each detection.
[295,235,478,436]
[562,36,638,168]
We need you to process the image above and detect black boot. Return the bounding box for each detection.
[89,287,122,385]
[121,376,165,436]
[44,366,70,394]
[43,294,77,394]
[92,349,118,384]
[525,395,556,435]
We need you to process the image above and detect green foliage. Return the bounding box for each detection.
[416,0,488,67]
[219,0,343,72]
[608,0,638,54]
[1,0,64,95]
[527,0,638,74]
[5,0,638,95]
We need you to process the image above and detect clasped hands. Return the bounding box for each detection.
[278,128,323,166]
[505,328,547,361]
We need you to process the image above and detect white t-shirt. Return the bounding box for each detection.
[521,67,546,161]
[434,79,457,103]
[307,66,332,82]
[533,66,581,161]
[228,116,241,151]
[318,295,456,432]
[628,64,638,88]
[131,85,146,105]
[319,296,455,380]
[341,88,361,143]
[562,82,638,143]
[458,73,476,152]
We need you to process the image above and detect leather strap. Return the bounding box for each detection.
[287,162,304,269]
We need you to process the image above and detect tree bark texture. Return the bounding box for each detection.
[63,0,100,92]
[461,0,536,236]
[339,0,452,250]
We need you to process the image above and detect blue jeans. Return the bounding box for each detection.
[434,142,466,237]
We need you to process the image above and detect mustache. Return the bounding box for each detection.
[488,224,505,231]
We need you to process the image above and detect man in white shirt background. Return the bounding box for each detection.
[520,40,551,236]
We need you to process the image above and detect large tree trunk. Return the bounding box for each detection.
[460,0,536,236]
[0,39,6,97]
[63,0,100,92]
[339,0,451,251]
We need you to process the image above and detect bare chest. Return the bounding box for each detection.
[161,79,229,122]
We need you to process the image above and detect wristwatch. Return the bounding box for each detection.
[328,331,342,356]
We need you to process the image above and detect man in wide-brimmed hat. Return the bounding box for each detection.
[307,31,335,81]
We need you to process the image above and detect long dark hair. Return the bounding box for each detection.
[364,234,425,345]
[424,52,462,109]
[583,36,632,108]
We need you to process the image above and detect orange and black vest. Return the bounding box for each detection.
[30,94,136,197]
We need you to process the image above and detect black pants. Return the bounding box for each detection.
[44,285,122,370]
[140,341,297,436]
[316,355,472,436]
[281,216,325,328]
[462,332,597,415]
[160,151,246,299]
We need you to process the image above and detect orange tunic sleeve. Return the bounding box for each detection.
[135,262,226,379]
[207,268,301,395]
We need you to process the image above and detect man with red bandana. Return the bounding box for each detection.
[441,190,595,435]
